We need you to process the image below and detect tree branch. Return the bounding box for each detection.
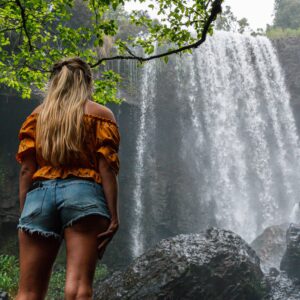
[89,0,222,68]
[0,26,22,33]
[15,0,33,51]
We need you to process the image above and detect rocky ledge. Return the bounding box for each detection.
[280,223,300,279]
[94,227,267,300]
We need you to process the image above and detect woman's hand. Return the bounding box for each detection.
[97,218,119,259]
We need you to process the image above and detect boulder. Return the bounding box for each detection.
[265,271,300,300]
[251,224,288,273]
[280,223,300,279]
[94,227,267,300]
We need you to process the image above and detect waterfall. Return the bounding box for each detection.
[188,32,300,241]
[131,59,158,258]
[129,32,300,259]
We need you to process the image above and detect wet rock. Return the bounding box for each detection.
[265,271,300,300]
[94,227,267,300]
[268,268,280,278]
[251,224,288,273]
[280,223,300,279]
[0,291,8,300]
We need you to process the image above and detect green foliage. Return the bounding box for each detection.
[215,5,250,33]
[215,5,264,36]
[266,27,300,39]
[274,0,300,29]
[94,70,123,104]
[0,255,19,299]
[0,0,222,103]
[46,264,108,300]
[0,254,108,300]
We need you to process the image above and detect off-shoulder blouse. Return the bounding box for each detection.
[15,113,120,184]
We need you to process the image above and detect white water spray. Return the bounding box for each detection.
[130,32,300,258]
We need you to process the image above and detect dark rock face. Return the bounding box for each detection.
[94,228,267,300]
[280,223,300,279]
[251,224,288,273]
[272,38,300,108]
[0,93,39,228]
[0,291,8,300]
[272,37,300,132]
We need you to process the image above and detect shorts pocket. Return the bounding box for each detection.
[62,183,99,210]
[20,187,47,222]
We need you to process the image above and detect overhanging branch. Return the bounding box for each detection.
[15,0,33,51]
[89,0,222,68]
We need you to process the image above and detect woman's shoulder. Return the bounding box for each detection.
[88,101,116,123]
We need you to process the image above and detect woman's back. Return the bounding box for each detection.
[16,100,120,183]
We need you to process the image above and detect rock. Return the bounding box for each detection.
[272,37,300,132]
[268,268,280,278]
[265,271,300,300]
[251,224,288,273]
[280,223,300,279]
[94,227,267,300]
[0,291,8,300]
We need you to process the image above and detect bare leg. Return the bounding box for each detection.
[63,215,110,300]
[16,230,62,300]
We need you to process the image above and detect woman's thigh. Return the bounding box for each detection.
[63,215,110,296]
[17,230,62,299]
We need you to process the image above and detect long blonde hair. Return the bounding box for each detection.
[36,57,93,167]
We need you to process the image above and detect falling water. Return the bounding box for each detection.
[180,32,300,241]
[131,59,157,258]
[129,32,300,258]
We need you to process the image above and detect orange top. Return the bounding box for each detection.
[15,113,120,184]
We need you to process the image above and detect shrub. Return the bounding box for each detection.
[0,254,19,299]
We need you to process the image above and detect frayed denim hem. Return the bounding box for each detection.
[17,225,62,240]
[62,212,111,230]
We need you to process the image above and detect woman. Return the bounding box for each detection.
[15,57,120,300]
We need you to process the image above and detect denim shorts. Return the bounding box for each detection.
[17,178,111,240]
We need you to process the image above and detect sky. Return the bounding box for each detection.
[125,0,275,31]
[225,0,275,30]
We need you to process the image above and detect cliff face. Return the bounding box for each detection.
[272,37,300,131]
[0,94,40,228]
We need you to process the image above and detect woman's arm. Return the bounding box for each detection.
[19,151,37,213]
[98,155,119,222]
[96,155,119,259]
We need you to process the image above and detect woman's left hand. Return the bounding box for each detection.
[96,218,119,259]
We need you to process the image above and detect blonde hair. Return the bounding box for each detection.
[36,57,93,167]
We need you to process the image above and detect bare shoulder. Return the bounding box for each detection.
[91,102,116,123]
[31,104,43,114]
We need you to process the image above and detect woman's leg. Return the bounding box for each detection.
[63,215,110,300]
[16,230,62,300]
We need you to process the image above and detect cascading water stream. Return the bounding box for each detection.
[129,32,300,258]
[131,58,157,258]
[181,32,300,241]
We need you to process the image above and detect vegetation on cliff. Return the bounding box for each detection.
[267,0,300,39]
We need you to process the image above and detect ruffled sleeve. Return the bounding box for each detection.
[15,114,37,164]
[96,119,120,175]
